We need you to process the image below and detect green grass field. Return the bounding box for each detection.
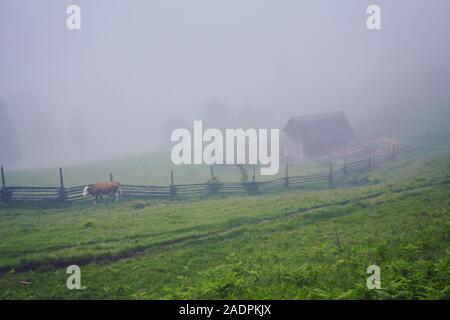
[0,151,449,299]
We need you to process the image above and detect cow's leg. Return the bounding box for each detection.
[99,194,104,202]
[114,191,119,203]
[93,194,99,205]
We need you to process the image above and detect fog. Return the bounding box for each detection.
[1,0,449,169]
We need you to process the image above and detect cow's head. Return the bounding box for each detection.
[82,186,89,196]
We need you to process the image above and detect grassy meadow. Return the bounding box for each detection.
[0,148,449,299]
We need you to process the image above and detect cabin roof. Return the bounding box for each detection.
[283,111,353,145]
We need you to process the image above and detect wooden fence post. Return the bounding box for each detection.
[284,163,289,187]
[343,157,348,175]
[371,143,377,167]
[252,166,256,183]
[58,167,67,202]
[1,165,6,201]
[390,146,396,161]
[1,165,5,189]
[369,144,377,169]
[208,166,219,193]
[110,173,114,182]
[328,162,334,187]
[59,168,64,189]
[170,171,177,198]
[248,165,257,193]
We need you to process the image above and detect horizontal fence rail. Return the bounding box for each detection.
[0,145,399,204]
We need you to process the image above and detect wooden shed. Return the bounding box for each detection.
[282,111,354,161]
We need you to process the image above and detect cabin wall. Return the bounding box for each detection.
[280,135,303,163]
[302,140,349,158]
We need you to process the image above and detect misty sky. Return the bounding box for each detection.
[1,0,449,168]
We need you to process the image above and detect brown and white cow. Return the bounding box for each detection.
[82,181,122,204]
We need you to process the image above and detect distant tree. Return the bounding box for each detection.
[201,100,235,129]
[0,99,19,166]
[66,108,93,162]
[69,109,88,148]
[159,115,190,150]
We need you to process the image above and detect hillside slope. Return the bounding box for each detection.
[0,153,449,299]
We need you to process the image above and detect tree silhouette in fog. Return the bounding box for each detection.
[0,99,19,166]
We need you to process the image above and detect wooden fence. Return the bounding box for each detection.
[0,148,399,203]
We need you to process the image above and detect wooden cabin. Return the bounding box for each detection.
[281,111,354,161]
